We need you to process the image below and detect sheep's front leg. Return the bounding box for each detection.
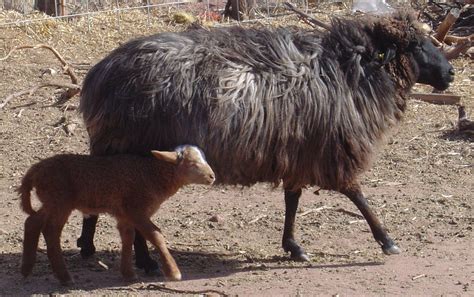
[21,209,45,277]
[117,221,138,281]
[42,213,73,286]
[134,219,181,281]
[282,188,310,261]
[134,230,159,274]
[340,182,401,255]
[77,214,98,257]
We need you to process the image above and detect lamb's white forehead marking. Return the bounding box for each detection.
[175,145,207,164]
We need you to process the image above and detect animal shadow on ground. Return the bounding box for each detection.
[439,129,474,142]
[1,247,383,293]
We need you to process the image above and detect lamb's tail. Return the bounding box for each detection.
[17,168,36,215]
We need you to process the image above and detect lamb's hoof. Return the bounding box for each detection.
[135,258,160,274]
[77,237,96,258]
[382,243,401,255]
[165,271,182,281]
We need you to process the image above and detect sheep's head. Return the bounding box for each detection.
[151,145,215,185]
[370,10,454,90]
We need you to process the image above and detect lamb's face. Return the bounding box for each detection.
[177,146,216,186]
[409,37,454,90]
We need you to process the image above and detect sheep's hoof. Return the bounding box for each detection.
[60,278,74,286]
[382,243,401,255]
[291,251,310,262]
[135,258,160,274]
[122,272,138,283]
[76,237,96,258]
[21,263,33,277]
[283,239,310,262]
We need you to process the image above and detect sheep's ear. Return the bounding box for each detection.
[151,150,179,164]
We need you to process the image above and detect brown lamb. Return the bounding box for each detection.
[18,145,215,285]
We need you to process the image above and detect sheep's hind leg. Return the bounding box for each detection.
[42,211,73,286]
[133,218,181,281]
[282,188,310,261]
[77,214,98,258]
[21,209,46,277]
[117,221,138,281]
[134,230,159,274]
[340,182,401,255]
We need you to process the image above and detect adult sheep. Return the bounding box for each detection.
[78,11,454,272]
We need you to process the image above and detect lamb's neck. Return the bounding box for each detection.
[149,161,185,197]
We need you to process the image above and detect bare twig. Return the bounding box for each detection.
[412,274,426,280]
[0,44,82,109]
[334,208,364,219]
[0,82,80,110]
[409,92,461,105]
[0,44,79,84]
[444,34,474,45]
[444,39,472,60]
[283,2,330,31]
[139,283,228,296]
[299,206,333,217]
[435,8,460,43]
[248,214,267,224]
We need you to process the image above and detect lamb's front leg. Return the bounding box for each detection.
[117,221,138,281]
[133,218,181,281]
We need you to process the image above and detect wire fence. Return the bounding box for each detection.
[0,0,312,28]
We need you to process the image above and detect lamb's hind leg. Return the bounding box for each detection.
[21,209,46,277]
[340,182,400,255]
[42,211,73,286]
[116,220,137,281]
[282,188,310,261]
[133,218,181,281]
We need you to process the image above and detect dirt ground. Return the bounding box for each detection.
[0,6,472,296]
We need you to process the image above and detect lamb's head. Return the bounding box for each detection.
[370,11,454,90]
[152,145,215,185]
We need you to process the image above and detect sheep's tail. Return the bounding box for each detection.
[17,168,36,215]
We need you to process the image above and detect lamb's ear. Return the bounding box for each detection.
[151,150,179,164]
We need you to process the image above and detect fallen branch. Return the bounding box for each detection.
[0,44,81,109]
[444,34,473,45]
[409,92,461,105]
[0,82,80,109]
[0,44,79,84]
[139,283,228,296]
[283,2,331,31]
[444,39,472,60]
[434,8,460,43]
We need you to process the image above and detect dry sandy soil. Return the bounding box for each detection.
[0,6,472,296]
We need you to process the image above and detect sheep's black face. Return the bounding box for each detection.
[410,38,454,90]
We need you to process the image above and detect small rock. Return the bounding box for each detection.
[209,214,222,223]
[64,123,77,135]
[40,68,57,77]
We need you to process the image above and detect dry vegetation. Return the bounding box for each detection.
[0,3,472,296]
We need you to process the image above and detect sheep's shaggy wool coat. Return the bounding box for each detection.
[81,12,428,191]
